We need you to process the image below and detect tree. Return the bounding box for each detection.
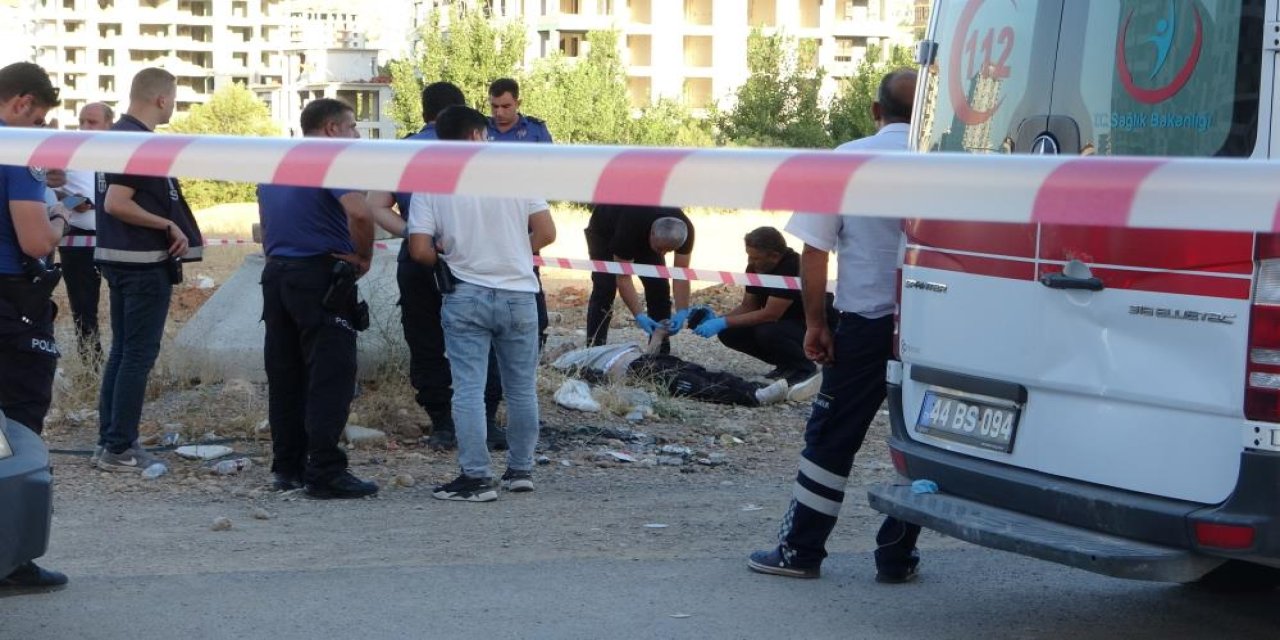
[522,30,633,144]
[827,44,917,145]
[715,30,831,149]
[630,98,714,148]
[167,84,280,210]
[388,4,527,135]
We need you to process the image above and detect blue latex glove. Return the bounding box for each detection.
[667,307,694,335]
[635,313,661,335]
[693,316,728,338]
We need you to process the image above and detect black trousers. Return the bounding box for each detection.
[717,319,810,373]
[58,243,101,362]
[776,313,921,571]
[0,294,57,435]
[261,259,359,483]
[584,229,671,346]
[396,260,499,427]
[629,354,762,406]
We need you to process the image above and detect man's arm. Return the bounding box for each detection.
[104,184,188,256]
[529,209,555,252]
[724,295,792,328]
[725,291,762,318]
[614,259,643,317]
[337,192,374,277]
[672,251,692,311]
[800,244,835,365]
[366,190,406,238]
[11,200,66,258]
[408,233,438,267]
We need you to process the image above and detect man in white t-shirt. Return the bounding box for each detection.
[408,105,556,502]
[748,70,923,584]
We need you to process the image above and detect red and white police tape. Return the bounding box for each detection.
[57,235,804,290]
[11,128,1280,232]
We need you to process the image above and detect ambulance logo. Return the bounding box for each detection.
[1116,1,1203,104]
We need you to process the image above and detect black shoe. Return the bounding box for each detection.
[305,471,379,499]
[432,473,498,502]
[427,429,457,452]
[747,548,820,579]
[784,364,819,386]
[272,472,304,492]
[500,468,534,492]
[875,564,920,584]
[487,425,509,451]
[763,367,787,380]
[0,561,68,592]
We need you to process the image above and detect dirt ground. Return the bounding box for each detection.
[35,214,901,570]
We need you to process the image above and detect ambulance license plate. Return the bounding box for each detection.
[916,391,1019,453]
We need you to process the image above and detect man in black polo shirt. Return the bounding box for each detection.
[258,98,377,499]
[94,68,203,474]
[692,226,827,395]
[584,204,694,348]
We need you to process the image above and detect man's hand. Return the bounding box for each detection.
[693,316,727,338]
[667,307,693,334]
[804,325,836,366]
[333,253,371,278]
[165,222,189,257]
[635,313,661,336]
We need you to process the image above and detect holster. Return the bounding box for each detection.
[432,260,457,294]
[0,266,61,323]
[322,261,370,332]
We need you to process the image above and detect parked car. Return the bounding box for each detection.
[0,410,54,581]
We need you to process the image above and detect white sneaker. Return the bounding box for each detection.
[754,379,790,405]
[786,371,824,403]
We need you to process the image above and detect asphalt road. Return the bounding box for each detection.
[4,546,1278,639]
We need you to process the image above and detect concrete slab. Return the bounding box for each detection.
[172,244,406,383]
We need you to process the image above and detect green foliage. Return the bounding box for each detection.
[522,31,633,144]
[167,84,279,210]
[630,99,714,147]
[389,4,528,136]
[715,31,831,149]
[827,44,917,144]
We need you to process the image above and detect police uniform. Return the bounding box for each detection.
[94,113,204,457]
[0,123,59,434]
[486,113,552,349]
[395,124,502,445]
[258,183,365,486]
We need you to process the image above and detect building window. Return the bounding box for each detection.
[684,0,712,26]
[560,32,585,57]
[833,36,867,63]
[338,90,380,122]
[99,76,115,92]
[798,0,820,28]
[98,50,114,66]
[683,36,712,67]
[629,0,651,24]
[626,34,651,66]
[747,0,776,27]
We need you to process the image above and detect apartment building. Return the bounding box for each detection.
[412,0,917,109]
[252,46,395,139]
[2,0,291,127]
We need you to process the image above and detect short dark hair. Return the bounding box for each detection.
[0,62,59,107]
[300,98,354,134]
[488,77,520,100]
[744,226,788,255]
[421,81,466,123]
[877,69,917,123]
[435,105,488,141]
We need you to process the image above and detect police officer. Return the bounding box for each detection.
[367,82,504,452]
[94,68,204,473]
[259,98,378,499]
[487,77,553,352]
[0,61,69,592]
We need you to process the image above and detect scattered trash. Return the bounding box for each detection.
[605,451,637,463]
[669,614,692,619]
[141,463,167,480]
[554,380,601,412]
[211,516,233,531]
[911,479,939,494]
[643,523,669,529]
[176,445,234,461]
[659,444,693,457]
[719,434,745,446]
[342,425,388,448]
[741,504,764,512]
[559,459,574,467]
[211,458,252,476]
[391,473,416,488]
[250,507,272,520]
[194,275,216,289]
[200,431,220,442]
[536,455,552,465]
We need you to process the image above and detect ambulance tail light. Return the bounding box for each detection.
[1245,236,1280,422]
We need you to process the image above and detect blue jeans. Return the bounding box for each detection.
[441,282,540,478]
[98,265,171,453]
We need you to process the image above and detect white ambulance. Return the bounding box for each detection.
[870,0,1280,587]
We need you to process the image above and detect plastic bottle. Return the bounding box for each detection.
[141,463,168,480]
[211,458,251,476]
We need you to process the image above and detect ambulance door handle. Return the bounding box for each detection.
[1039,272,1105,292]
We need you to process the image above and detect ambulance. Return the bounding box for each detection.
[870,0,1280,587]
